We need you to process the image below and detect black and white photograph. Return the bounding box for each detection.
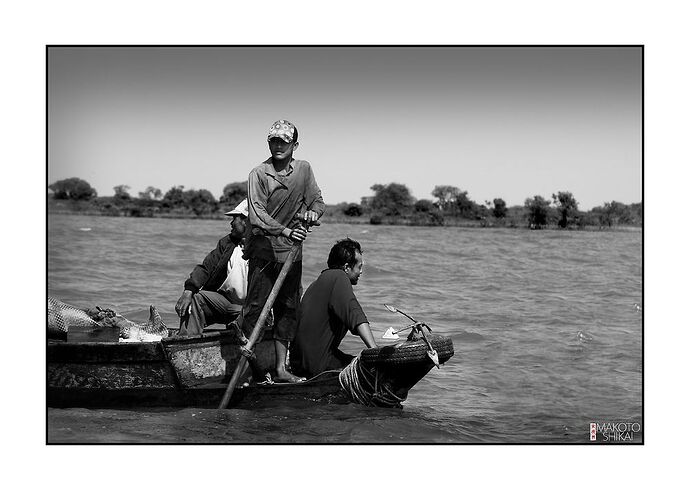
[7,0,690,487]
[46,45,642,445]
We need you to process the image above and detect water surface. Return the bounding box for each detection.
[48,215,642,443]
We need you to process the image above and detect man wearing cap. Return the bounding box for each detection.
[243,119,325,383]
[174,199,249,336]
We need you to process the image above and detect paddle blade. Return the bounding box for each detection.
[384,304,398,313]
[382,327,400,340]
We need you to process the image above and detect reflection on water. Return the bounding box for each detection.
[48,215,642,443]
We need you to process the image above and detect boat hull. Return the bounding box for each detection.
[47,373,348,409]
[47,329,453,409]
[47,330,350,408]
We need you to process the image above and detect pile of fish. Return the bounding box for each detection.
[48,296,168,341]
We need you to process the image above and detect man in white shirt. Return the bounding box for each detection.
[174,199,249,336]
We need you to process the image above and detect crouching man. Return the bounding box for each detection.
[174,199,249,336]
[289,238,377,378]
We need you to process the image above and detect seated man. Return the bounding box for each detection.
[289,238,377,378]
[174,199,249,336]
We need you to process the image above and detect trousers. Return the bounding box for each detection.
[241,257,301,342]
[177,290,243,336]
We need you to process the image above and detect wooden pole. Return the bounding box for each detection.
[218,244,300,409]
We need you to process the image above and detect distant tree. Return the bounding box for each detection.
[452,190,481,218]
[431,185,481,218]
[594,201,633,227]
[506,205,526,228]
[219,181,248,207]
[552,191,579,228]
[184,189,219,216]
[162,185,186,208]
[431,185,461,210]
[370,183,415,216]
[577,210,601,228]
[370,214,383,225]
[359,196,373,214]
[343,203,363,216]
[629,202,642,226]
[113,184,131,200]
[492,198,507,219]
[48,177,97,200]
[138,186,162,200]
[412,199,444,226]
[524,195,551,229]
[428,209,445,226]
[414,199,434,213]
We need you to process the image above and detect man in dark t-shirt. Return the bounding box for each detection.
[290,238,377,378]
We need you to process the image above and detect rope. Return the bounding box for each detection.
[338,355,406,408]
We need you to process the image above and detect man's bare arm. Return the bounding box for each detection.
[355,322,377,348]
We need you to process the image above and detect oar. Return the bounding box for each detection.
[218,215,316,410]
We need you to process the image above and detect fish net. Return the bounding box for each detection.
[47,297,167,340]
[48,297,108,340]
[48,297,101,333]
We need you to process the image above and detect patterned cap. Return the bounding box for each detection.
[267,119,296,143]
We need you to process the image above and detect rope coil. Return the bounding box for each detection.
[338,355,406,408]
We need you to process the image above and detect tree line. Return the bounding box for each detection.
[352,183,641,228]
[48,178,246,218]
[48,177,641,228]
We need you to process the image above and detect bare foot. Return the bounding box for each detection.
[274,369,306,383]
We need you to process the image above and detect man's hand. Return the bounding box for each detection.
[286,224,308,242]
[303,210,319,225]
[175,290,193,317]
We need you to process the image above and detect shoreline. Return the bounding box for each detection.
[47,209,641,231]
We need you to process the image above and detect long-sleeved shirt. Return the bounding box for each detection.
[246,158,325,262]
[184,235,241,294]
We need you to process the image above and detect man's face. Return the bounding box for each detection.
[268,137,298,163]
[344,252,364,285]
[230,215,247,241]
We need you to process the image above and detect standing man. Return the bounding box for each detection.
[290,238,377,378]
[175,199,249,336]
[243,119,325,383]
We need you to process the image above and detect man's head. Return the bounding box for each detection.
[267,119,299,163]
[327,238,363,285]
[224,199,248,242]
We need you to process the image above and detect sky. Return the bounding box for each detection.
[47,46,641,211]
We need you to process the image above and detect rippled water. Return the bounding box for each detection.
[47,214,642,443]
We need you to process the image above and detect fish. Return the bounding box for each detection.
[48,296,168,341]
[117,305,169,341]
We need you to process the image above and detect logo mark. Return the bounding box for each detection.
[589,422,641,442]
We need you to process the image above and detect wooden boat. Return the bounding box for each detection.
[47,327,454,409]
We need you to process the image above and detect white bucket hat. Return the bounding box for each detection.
[224,199,248,217]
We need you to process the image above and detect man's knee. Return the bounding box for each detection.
[197,291,243,326]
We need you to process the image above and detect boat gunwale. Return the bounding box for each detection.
[46,329,260,363]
